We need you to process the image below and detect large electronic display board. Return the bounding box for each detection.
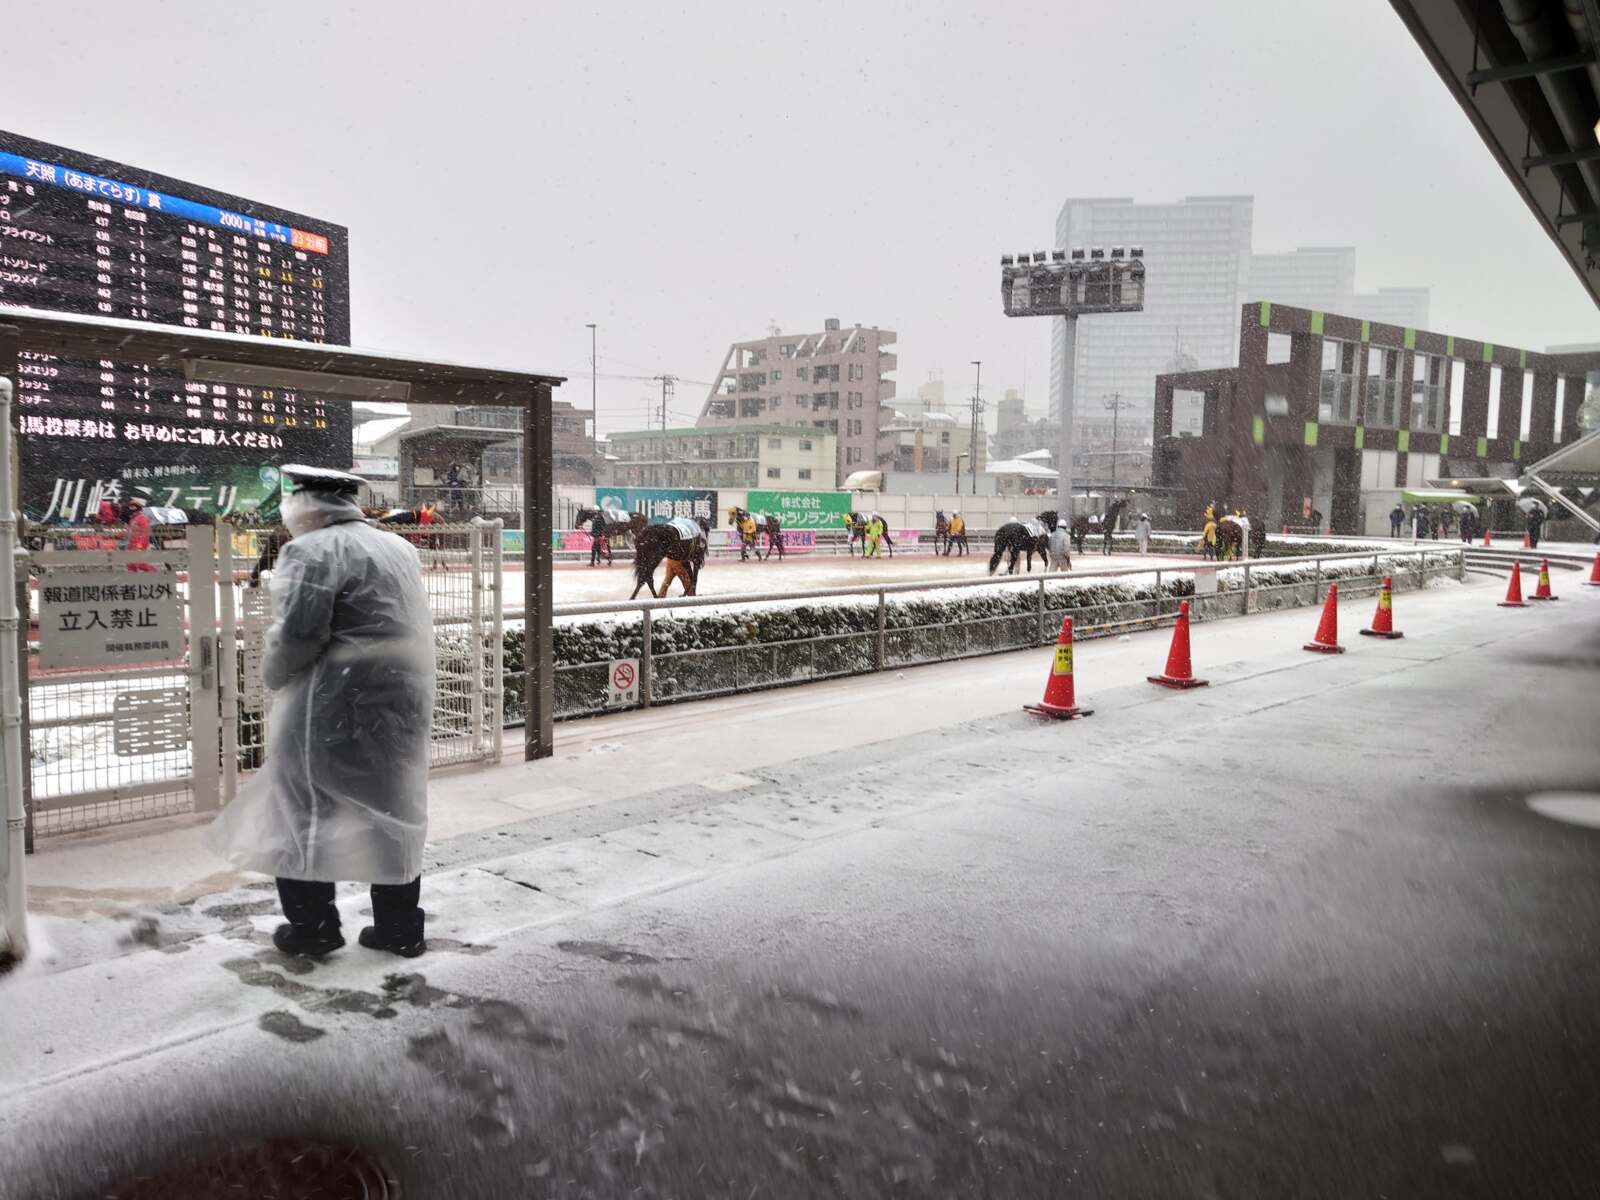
[0,129,353,518]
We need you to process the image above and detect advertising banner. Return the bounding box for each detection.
[595,487,718,526]
[26,463,284,524]
[744,490,852,530]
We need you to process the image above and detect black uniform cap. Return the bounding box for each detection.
[281,464,365,495]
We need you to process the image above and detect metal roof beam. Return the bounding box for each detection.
[1524,147,1600,168]
[1467,50,1595,87]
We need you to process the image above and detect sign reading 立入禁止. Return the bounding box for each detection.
[744,490,852,530]
[39,569,182,668]
[595,488,717,527]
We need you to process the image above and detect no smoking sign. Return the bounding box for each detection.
[606,658,640,707]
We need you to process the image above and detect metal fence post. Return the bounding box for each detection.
[1313,557,1322,602]
[640,607,653,707]
[188,525,222,813]
[1037,576,1046,643]
[1242,562,1251,616]
[489,519,505,757]
[468,522,486,756]
[875,590,887,670]
[1457,546,1466,582]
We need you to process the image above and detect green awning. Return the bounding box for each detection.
[1402,488,1480,504]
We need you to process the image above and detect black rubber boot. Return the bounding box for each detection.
[358,925,426,958]
[272,922,345,958]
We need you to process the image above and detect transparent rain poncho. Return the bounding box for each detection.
[209,489,436,884]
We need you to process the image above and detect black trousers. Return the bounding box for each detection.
[277,876,423,939]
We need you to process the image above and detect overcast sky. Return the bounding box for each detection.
[10,0,1600,434]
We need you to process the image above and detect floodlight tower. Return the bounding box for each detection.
[1000,246,1146,516]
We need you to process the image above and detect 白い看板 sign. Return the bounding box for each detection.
[39,570,182,668]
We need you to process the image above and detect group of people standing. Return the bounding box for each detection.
[1390,501,1495,544]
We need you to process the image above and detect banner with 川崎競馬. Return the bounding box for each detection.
[594,487,718,527]
[744,490,852,530]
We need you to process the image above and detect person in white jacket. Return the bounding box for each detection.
[1135,512,1152,555]
[1048,520,1072,572]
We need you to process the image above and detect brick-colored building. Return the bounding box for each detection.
[1154,303,1600,535]
[696,318,897,486]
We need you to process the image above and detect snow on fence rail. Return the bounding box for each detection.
[500,542,1464,723]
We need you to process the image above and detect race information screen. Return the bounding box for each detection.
[0,129,352,474]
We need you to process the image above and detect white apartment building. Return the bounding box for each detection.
[605,425,837,490]
[696,318,897,486]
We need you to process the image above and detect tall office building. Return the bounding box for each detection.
[1248,247,1356,313]
[1049,196,1254,426]
[1350,286,1430,330]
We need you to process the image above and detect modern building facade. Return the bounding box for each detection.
[882,378,986,477]
[1350,287,1430,331]
[604,425,837,491]
[1154,302,1600,535]
[696,318,896,486]
[1050,196,1255,428]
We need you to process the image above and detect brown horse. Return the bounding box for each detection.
[631,517,710,598]
[727,506,785,561]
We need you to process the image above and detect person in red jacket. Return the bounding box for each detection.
[123,499,157,572]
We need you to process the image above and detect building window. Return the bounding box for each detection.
[780,344,795,358]
[799,438,813,451]
[846,446,863,465]
[771,368,781,382]
[848,362,864,381]
[767,437,783,449]
[1364,347,1401,429]
[939,431,950,444]
[766,467,781,479]
[1411,354,1447,434]
[848,419,863,436]
[796,365,809,381]
[1319,340,1357,425]
[848,391,862,408]
[798,468,812,480]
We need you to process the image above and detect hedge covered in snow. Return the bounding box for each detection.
[494,543,1461,721]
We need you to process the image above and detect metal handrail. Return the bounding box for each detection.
[548,545,1462,619]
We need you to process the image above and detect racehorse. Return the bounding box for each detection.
[576,506,648,564]
[631,516,710,598]
[844,511,894,557]
[727,506,784,561]
[934,511,950,556]
[1071,497,1128,556]
[988,510,1059,575]
[1214,513,1266,561]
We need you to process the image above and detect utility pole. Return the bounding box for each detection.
[585,323,597,458]
[969,360,984,496]
[1104,393,1131,493]
[651,374,676,433]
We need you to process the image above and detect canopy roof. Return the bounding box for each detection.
[1522,426,1600,486]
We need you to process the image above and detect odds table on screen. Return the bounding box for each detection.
[0,128,352,472]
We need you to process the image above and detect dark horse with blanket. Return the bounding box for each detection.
[1071,497,1128,556]
[631,516,710,598]
[576,505,647,563]
[988,510,1059,575]
[844,511,894,557]
[728,506,785,561]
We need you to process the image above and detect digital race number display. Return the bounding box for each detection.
[0,128,353,512]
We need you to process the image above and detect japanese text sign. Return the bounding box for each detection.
[39,569,182,668]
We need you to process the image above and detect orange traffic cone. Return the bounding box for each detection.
[1584,552,1600,588]
[1482,528,1492,546]
[1024,616,1094,719]
[1304,582,1346,654]
[1530,558,1559,601]
[1148,600,1208,688]
[1359,576,1404,639]
[1498,560,1529,607]
[1522,531,1531,548]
